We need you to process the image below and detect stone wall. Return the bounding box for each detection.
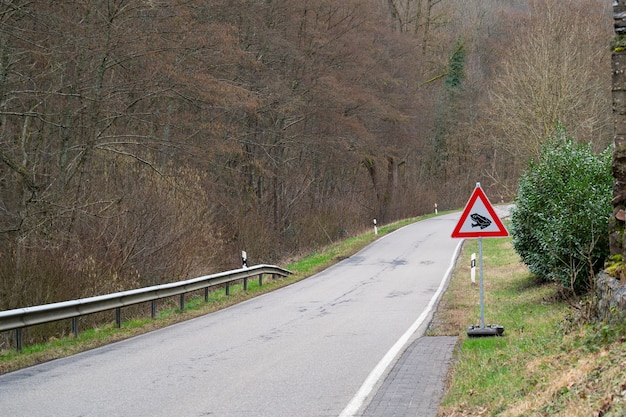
[612,1,626,258]
[596,271,626,322]
[602,1,626,321]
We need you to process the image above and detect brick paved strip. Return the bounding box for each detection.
[361,336,457,417]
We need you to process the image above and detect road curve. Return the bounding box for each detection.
[0,210,487,417]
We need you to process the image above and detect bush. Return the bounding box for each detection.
[510,130,612,293]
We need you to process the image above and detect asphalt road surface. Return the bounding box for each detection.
[0,210,493,417]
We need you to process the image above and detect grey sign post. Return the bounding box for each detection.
[451,183,509,337]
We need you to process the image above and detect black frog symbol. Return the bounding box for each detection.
[470,213,492,229]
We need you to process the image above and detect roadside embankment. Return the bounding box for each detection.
[431,236,626,417]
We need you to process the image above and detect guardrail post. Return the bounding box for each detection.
[115,308,122,328]
[258,273,263,286]
[204,287,209,302]
[243,277,248,291]
[71,317,78,338]
[15,328,22,352]
[225,282,230,296]
[151,300,157,319]
[179,293,185,310]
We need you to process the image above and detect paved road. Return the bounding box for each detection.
[0,211,475,417]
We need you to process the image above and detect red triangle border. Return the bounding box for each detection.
[451,186,509,238]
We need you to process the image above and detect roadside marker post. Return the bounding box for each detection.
[451,182,508,337]
[470,253,476,284]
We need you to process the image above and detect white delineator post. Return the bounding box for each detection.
[470,252,476,284]
[373,218,378,235]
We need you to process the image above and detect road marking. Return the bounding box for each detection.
[337,239,464,417]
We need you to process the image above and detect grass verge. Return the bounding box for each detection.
[431,235,626,417]
[0,211,441,375]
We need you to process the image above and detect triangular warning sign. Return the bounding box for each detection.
[451,185,509,238]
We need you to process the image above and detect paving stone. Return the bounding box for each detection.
[361,336,457,417]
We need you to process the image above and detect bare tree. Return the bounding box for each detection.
[486,0,612,180]
[0,1,236,311]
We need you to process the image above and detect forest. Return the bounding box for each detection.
[0,0,614,316]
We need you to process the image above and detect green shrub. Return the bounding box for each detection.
[510,129,612,293]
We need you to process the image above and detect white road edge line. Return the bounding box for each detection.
[337,239,464,417]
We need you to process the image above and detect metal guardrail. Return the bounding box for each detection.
[0,264,291,351]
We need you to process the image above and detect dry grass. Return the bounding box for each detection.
[496,344,626,417]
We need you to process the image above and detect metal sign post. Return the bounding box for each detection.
[451,183,507,337]
[478,237,485,328]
